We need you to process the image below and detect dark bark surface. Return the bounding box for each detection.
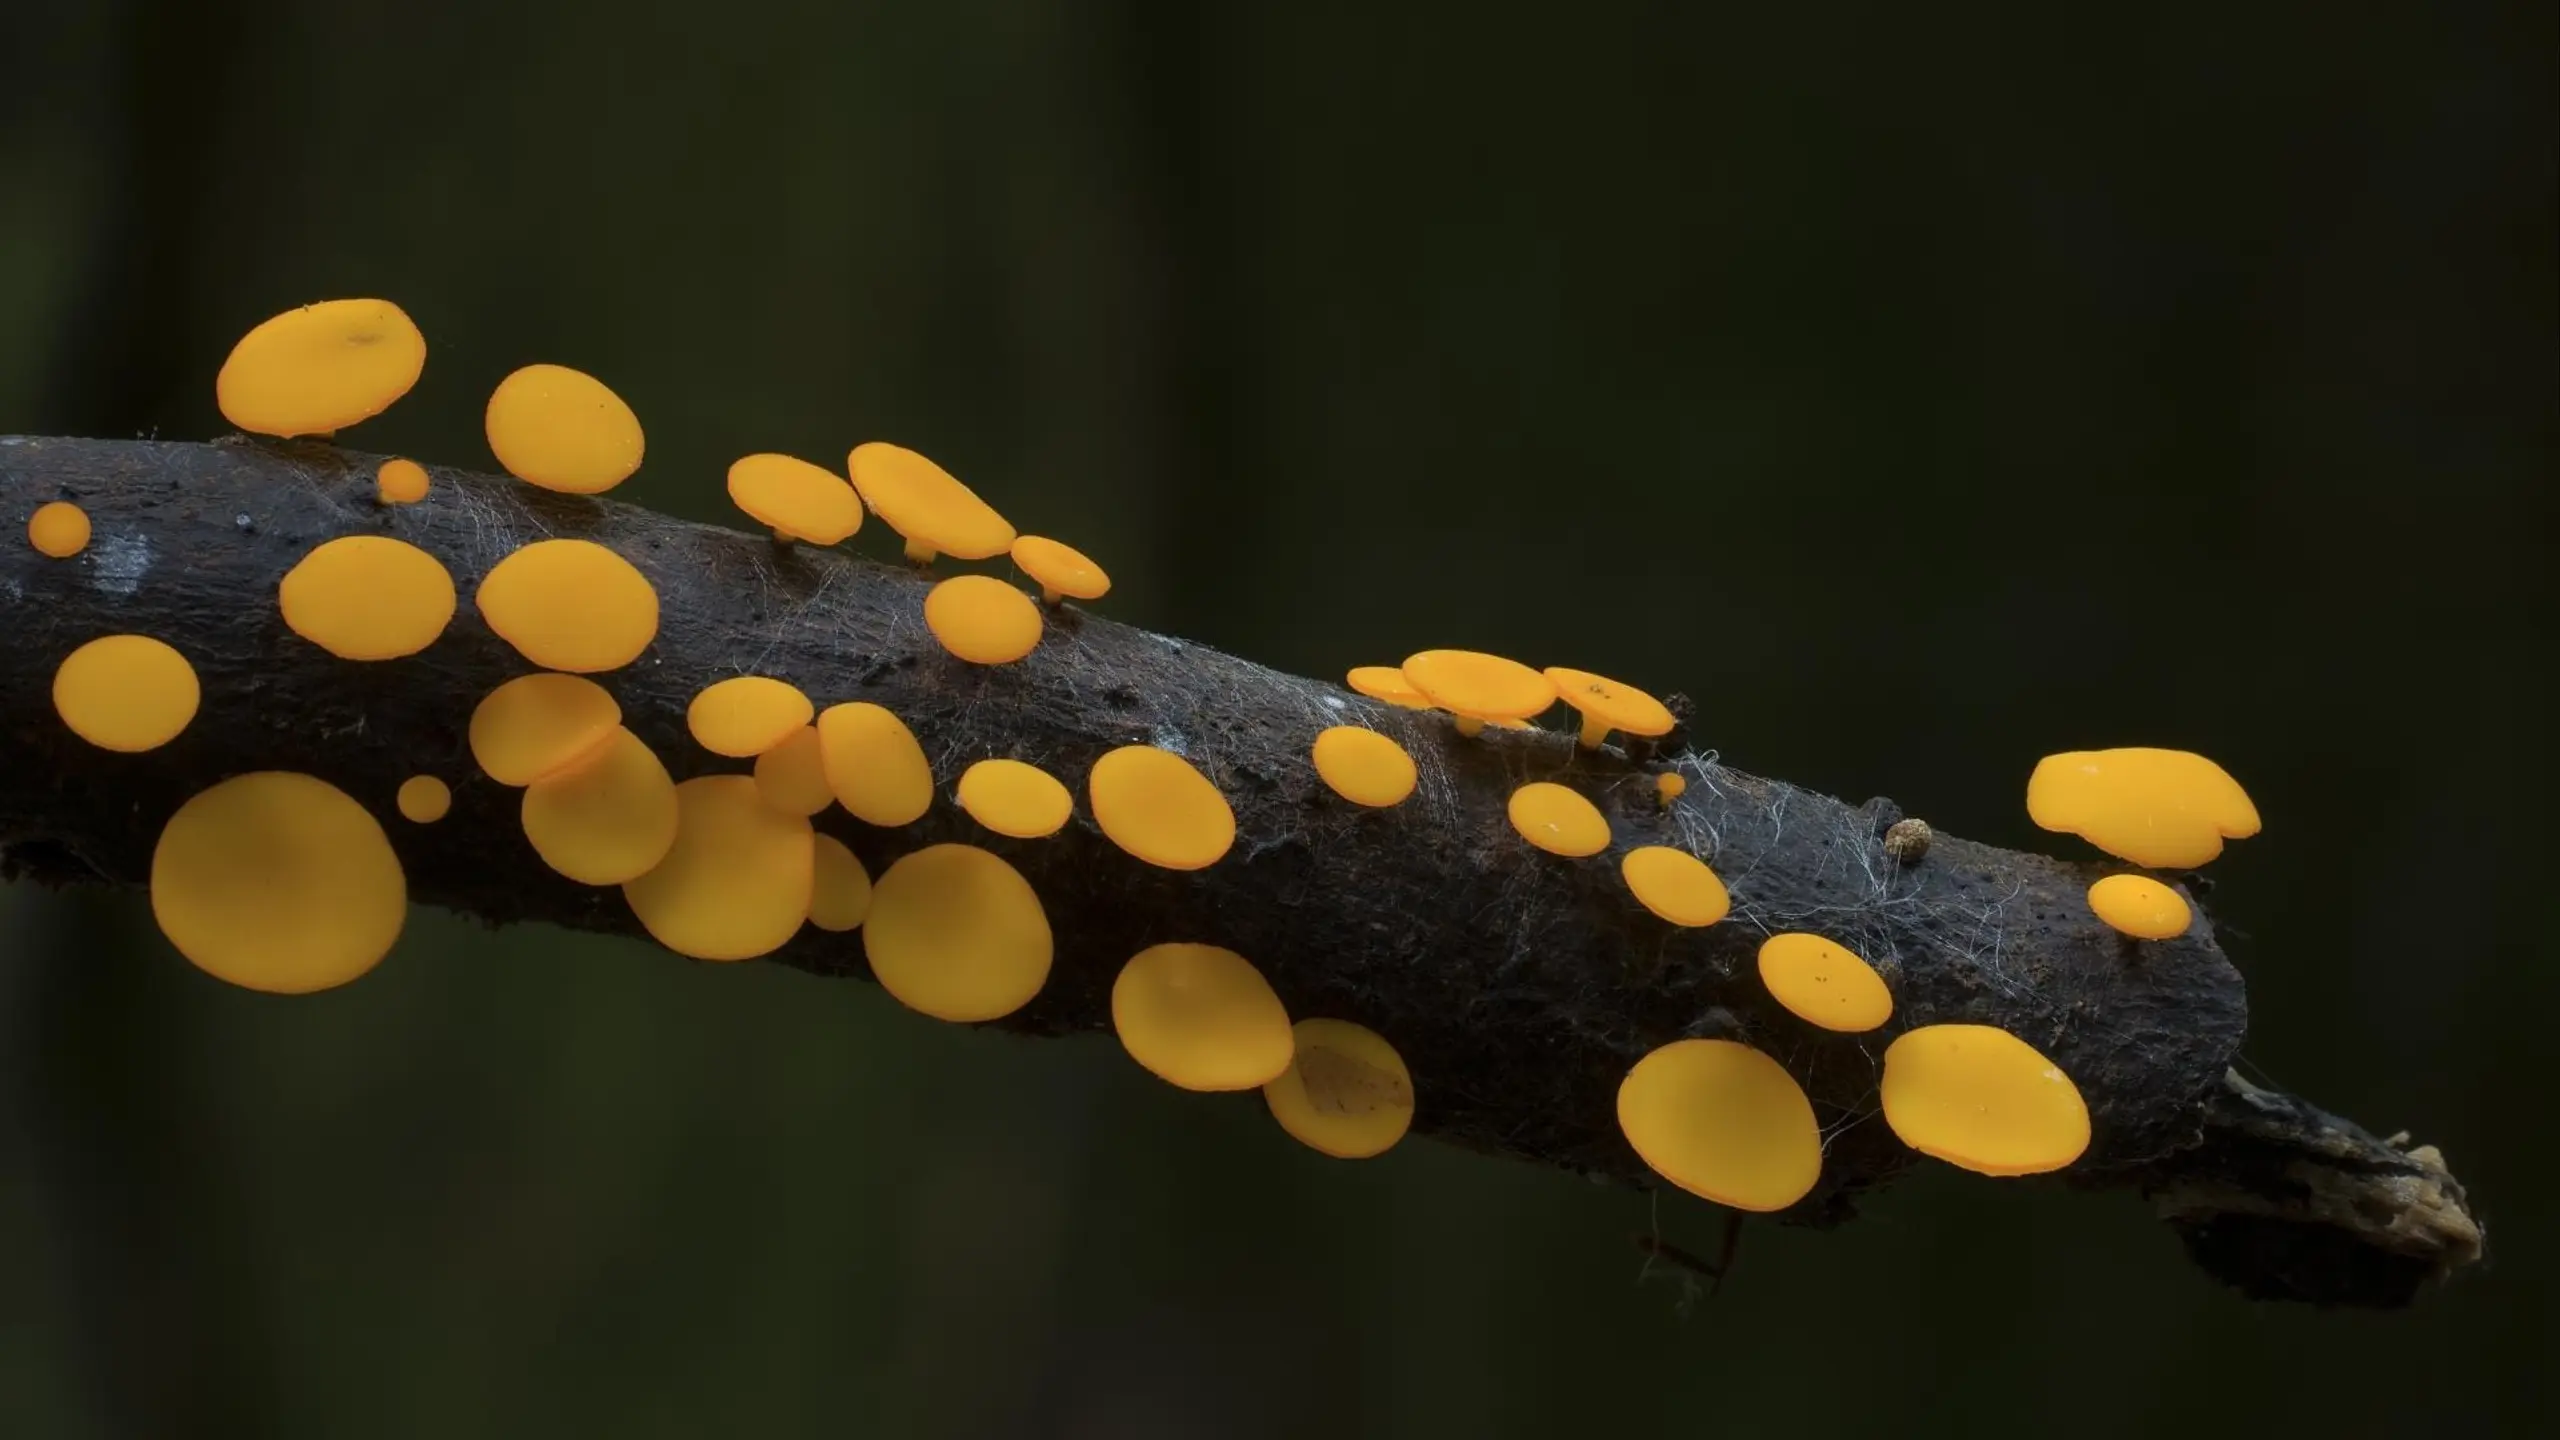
[0,435,2482,1307]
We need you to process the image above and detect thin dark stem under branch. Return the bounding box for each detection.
[0,435,2482,1308]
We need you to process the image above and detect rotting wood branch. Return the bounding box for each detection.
[0,435,2483,1309]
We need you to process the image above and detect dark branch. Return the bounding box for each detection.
[0,435,2482,1308]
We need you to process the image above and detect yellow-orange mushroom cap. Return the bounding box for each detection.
[375,458,430,505]
[1262,1018,1415,1159]
[468,672,621,786]
[1010,534,1110,604]
[687,676,815,758]
[1111,942,1294,1092]
[150,771,406,994]
[2025,747,2261,869]
[28,501,90,558]
[1543,666,1676,749]
[816,701,935,827]
[621,775,815,961]
[727,452,862,544]
[1620,846,1729,927]
[1655,773,1688,807]
[753,725,835,817]
[1346,665,1433,710]
[1507,781,1610,857]
[277,535,457,661]
[846,441,1015,563]
[924,574,1044,665]
[215,298,425,437]
[2086,873,2192,940]
[396,774,451,823]
[808,834,873,932]
[956,758,1074,838]
[1089,745,1235,870]
[1310,727,1417,808]
[53,634,199,753]
[1402,649,1556,735]
[520,727,681,885]
[863,843,1052,1021]
[1880,1024,2090,1176]
[1617,1038,1821,1213]
[1756,932,1894,1033]
[483,362,644,494]
[474,538,660,673]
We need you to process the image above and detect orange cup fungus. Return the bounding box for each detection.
[1543,666,1676,750]
[375,458,430,505]
[2026,747,2260,869]
[1010,534,1111,605]
[278,535,458,661]
[956,758,1074,839]
[1401,649,1555,735]
[753,725,836,818]
[1655,773,1688,807]
[2086,873,2192,940]
[1620,846,1730,927]
[807,835,875,932]
[816,701,935,827]
[686,675,815,758]
[1262,1018,1415,1159]
[396,774,452,823]
[468,672,621,786]
[726,452,863,544]
[863,843,1053,1021]
[924,574,1043,665]
[1310,726,1418,808]
[474,538,660,673]
[1111,942,1295,1091]
[53,634,200,753]
[1617,1038,1822,1213]
[1756,933,1894,1033]
[483,363,644,494]
[28,500,90,557]
[215,299,425,437]
[621,775,815,961]
[1345,665,1432,710]
[1880,1024,2090,1176]
[1507,781,1610,857]
[520,727,681,885]
[846,441,1015,564]
[150,771,406,994]
[1088,745,1235,870]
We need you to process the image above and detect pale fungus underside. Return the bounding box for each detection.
[0,436,2480,1310]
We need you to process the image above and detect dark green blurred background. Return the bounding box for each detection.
[2,2,2551,1436]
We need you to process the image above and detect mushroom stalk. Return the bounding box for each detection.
[0,435,2481,1310]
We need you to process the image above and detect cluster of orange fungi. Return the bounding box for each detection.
[20,296,2262,1201]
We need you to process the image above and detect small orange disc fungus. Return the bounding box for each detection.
[1263,1018,1416,1159]
[483,362,645,494]
[150,771,407,994]
[1010,534,1110,604]
[1507,781,1609,857]
[1756,933,1894,1033]
[924,574,1043,664]
[469,672,622,786]
[1617,1038,1822,1213]
[520,727,681,885]
[846,441,1015,564]
[474,538,660,673]
[687,676,815,758]
[863,843,1053,1021]
[1111,942,1294,1091]
[1310,727,1418,808]
[2025,747,2260,869]
[816,702,935,827]
[621,776,815,961]
[1401,649,1556,735]
[277,535,458,661]
[1345,666,1432,710]
[53,634,200,753]
[727,452,863,544]
[956,758,1074,839]
[215,298,426,437]
[1620,846,1729,927]
[28,501,91,557]
[396,775,452,823]
[2086,873,2192,940]
[807,835,874,932]
[1088,745,1235,870]
[753,725,836,818]
[375,458,430,505]
[1880,1024,2090,1176]
[1543,666,1676,750]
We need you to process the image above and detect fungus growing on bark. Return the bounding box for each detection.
[2026,747,2261,869]
[215,298,425,437]
[1620,845,1729,927]
[1756,932,1894,1033]
[396,775,451,824]
[863,843,1052,1021]
[686,676,815,758]
[1401,649,1556,736]
[375,458,430,505]
[726,453,863,544]
[1616,1038,1821,1213]
[1507,781,1609,857]
[620,775,814,961]
[28,500,90,557]
[1262,1018,1416,1159]
[807,835,873,932]
[2087,873,2193,940]
[1111,942,1295,1091]
[845,442,1014,564]
[483,363,645,494]
[1543,666,1676,750]
[1345,666,1432,710]
[1310,727,1418,808]
[816,701,935,827]
[752,725,834,817]
[519,727,680,885]
[924,574,1043,664]
[52,634,200,753]
[1880,1024,2090,1176]
[149,771,406,994]
[277,536,457,661]
[956,758,1074,839]
[1088,745,1235,870]
[474,538,660,673]
[1010,534,1110,605]
[468,672,621,786]
[1654,773,1687,808]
